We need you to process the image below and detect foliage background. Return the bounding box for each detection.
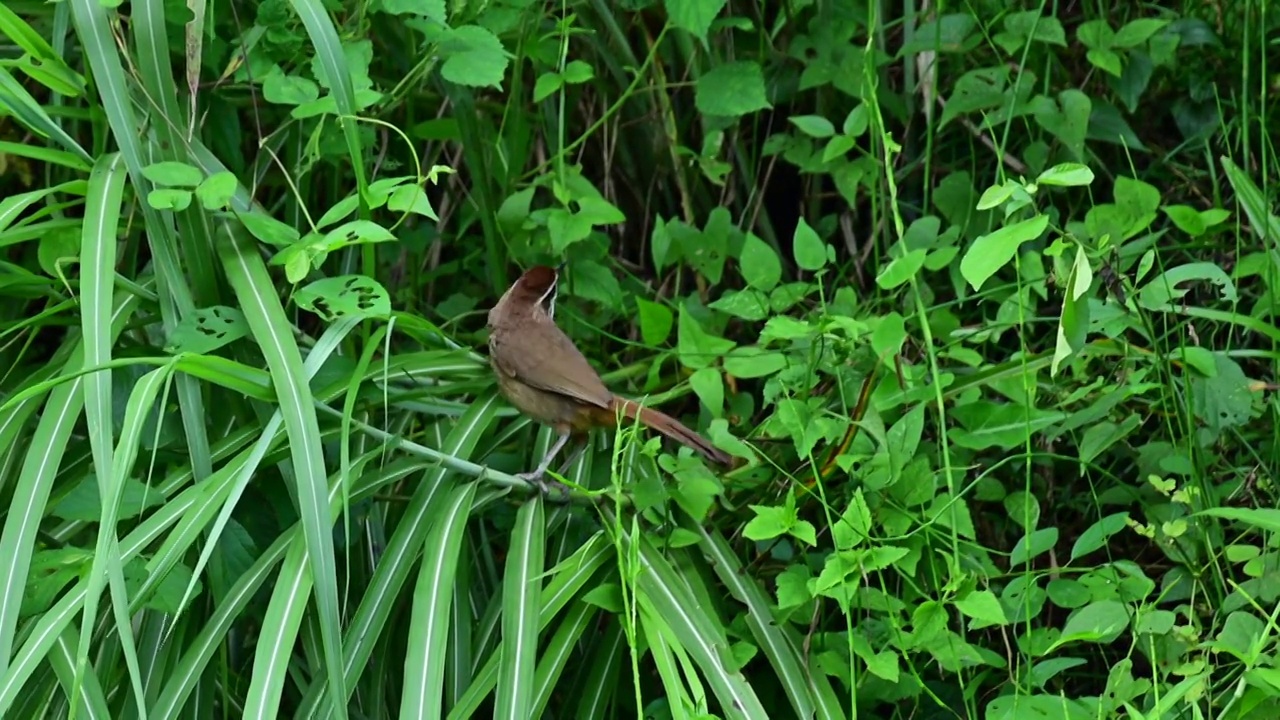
[0,0,1277,718]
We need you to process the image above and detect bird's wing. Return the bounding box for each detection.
[490,325,612,409]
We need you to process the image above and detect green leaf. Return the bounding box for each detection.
[1037,163,1095,187]
[1078,415,1141,464]
[959,214,1050,291]
[381,0,446,19]
[821,135,856,163]
[1009,527,1059,566]
[439,25,508,89]
[789,115,835,138]
[532,72,562,102]
[196,171,239,210]
[694,61,770,117]
[1162,204,1206,236]
[37,227,78,277]
[790,520,817,546]
[142,160,203,187]
[722,347,786,378]
[743,505,792,541]
[263,70,321,106]
[575,195,626,226]
[665,0,727,42]
[832,491,871,550]
[708,289,770,321]
[739,234,781,291]
[1199,208,1230,228]
[760,315,812,344]
[1055,600,1130,646]
[636,297,674,346]
[1051,243,1092,376]
[954,590,1009,629]
[237,210,301,247]
[1086,48,1123,78]
[677,305,735,370]
[547,208,593,253]
[1034,89,1092,161]
[1114,18,1168,48]
[843,104,869,136]
[1136,262,1237,310]
[166,306,250,354]
[1076,19,1115,50]
[294,275,392,320]
[688,367,724,417]
[875,249,927,289]
[388,184,438,220]
[52,475,165,522]
[775,565,811,609]
[147,188,193,211]
[561,60,594,84]
[1070,512,1130,562]
[322,220,396,249]
[285,247,312,283]
[792,217,827,271]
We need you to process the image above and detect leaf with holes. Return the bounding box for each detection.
[322,220,397,250]
[294,275,391,321]
[166,305,250,354]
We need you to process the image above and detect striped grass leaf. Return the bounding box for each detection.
[630,535,769,718]
[571,616,626,717]
[217,222,347,717]
[0,291,141,682]
[446,531,612,719]
[0,67,91,163]
[529,599,598,716]
[693,522,846,720]
[285,0,370,219]
[400,481,484,720]
[639,596,701,717]
[51,630,109,718]
[295,392,502,718]
[70,149,133,718]
[495,495,545,720]
[73,366,173,720]
[149,456,432,719]
[68,0,215,524]
[166,315,359,629]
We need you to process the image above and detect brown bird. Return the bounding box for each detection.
[487,264,732,494]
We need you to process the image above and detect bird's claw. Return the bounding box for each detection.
[517,471,571,503]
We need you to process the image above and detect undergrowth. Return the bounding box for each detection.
[0,0,1277,718]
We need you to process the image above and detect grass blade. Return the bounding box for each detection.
[695,524,844,719]
[0,291,140,680]
[217,223,346,717]
[296,393,501,718]
[401,481,481,719]
[495,496,545,720]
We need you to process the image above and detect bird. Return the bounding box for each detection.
[486,264,732,495]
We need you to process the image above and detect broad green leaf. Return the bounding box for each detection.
[960,214,1050,291]
[739,233,781,291]
[792,217,826,271]
[665,0,727,42]
[694,61,770,117]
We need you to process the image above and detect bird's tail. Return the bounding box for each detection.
[611,396,732,466]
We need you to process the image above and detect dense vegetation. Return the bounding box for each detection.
[0,0,1276,717]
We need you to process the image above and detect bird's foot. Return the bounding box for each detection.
[516,470,571,503]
